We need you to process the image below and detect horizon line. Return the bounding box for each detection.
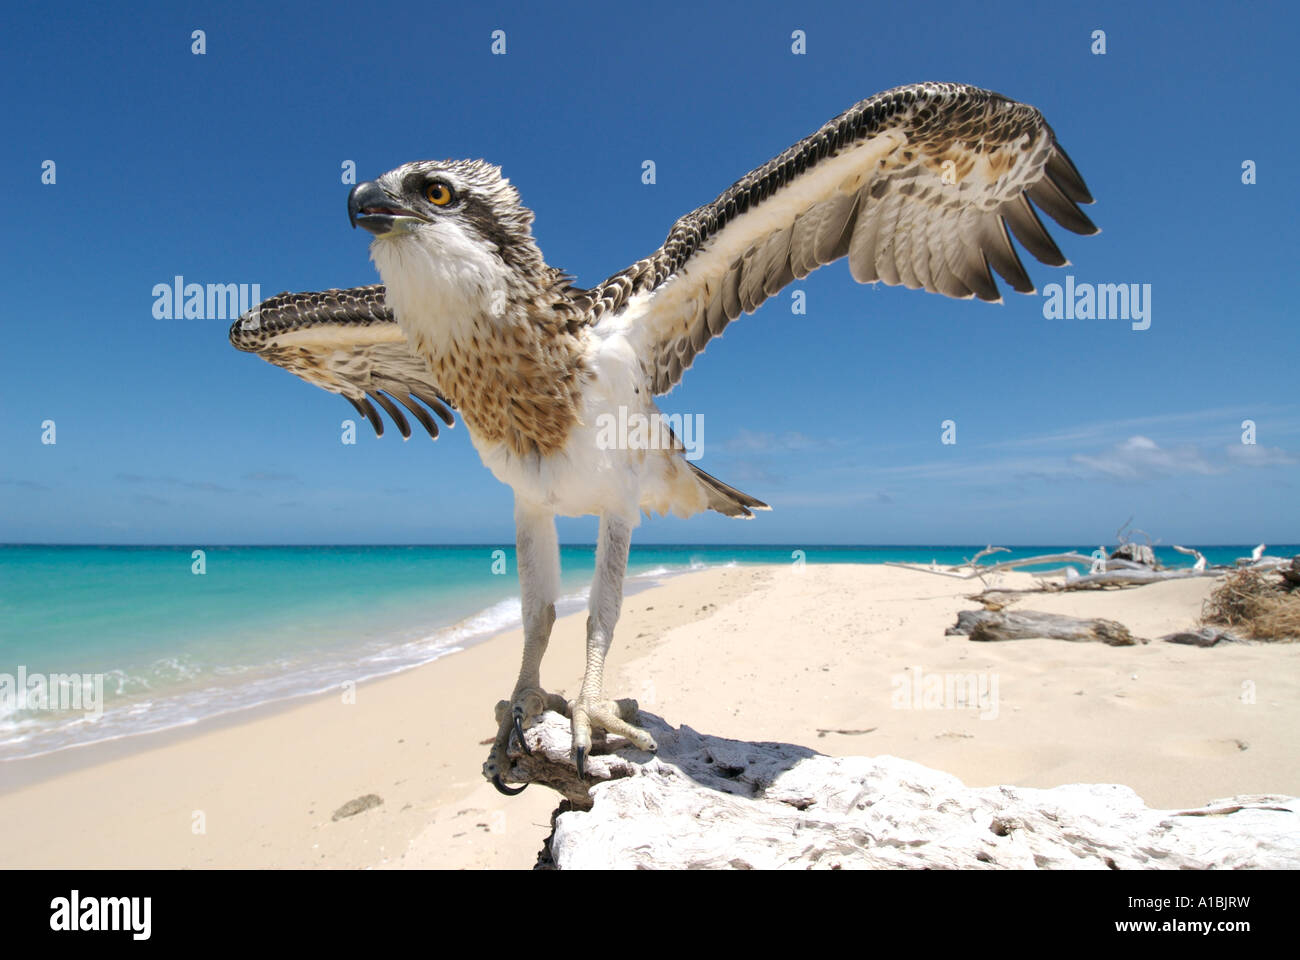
[2,542,1293,550]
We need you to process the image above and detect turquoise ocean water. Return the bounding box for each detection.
[0,543,1291,764]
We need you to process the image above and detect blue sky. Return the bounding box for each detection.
[1,0,1296,545]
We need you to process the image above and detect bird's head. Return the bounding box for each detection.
[348,160,546,330]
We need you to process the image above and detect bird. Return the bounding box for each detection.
[230,82,1099,795]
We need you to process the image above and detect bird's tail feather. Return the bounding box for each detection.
[687,462,770,518]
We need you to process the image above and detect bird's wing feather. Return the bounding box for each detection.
[576,82,1098,395]
[229,284,455,439]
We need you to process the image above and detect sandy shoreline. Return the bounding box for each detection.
[1,562,1296,869]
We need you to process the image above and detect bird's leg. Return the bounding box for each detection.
[569,513,657,777]
[484,501,566,796]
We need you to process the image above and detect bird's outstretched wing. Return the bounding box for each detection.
[577,82,1098,395]
[229,284,455,439]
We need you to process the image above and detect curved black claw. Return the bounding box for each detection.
[575,746,586,779]
[492,774,527,796]
[512,715,532,756]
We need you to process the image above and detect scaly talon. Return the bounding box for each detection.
[483,685,559,795]
[492,774,526,796]
[568,695,657,777]
[512,715,531,756]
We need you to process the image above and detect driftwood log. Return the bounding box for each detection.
[946,609,1143,645]
[1056,568,1221,589]
[512,712,1300,869]
[1160,627,1242,647]
[1110,542,1157,567]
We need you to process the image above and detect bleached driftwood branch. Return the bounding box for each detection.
[963,545,1010,569]
[1173,544,1207,572]
[1235,545,1292,571]
[886,552,1103,580]
[1048,568,1223,589]
[514,711,1300,869]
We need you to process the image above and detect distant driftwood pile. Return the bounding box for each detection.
[512,712,1300,869]
[890,534,1300,644]
[888,544,1296,593]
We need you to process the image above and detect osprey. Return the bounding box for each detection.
[231,82,1098,794]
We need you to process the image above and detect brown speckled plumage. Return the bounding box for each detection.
[411,294,589,459]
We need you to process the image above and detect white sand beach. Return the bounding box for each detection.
[1,563,1296,869]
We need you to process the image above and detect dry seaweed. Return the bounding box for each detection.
[1202,567,1300,641]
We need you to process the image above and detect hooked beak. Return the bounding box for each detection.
[347,181,426,237]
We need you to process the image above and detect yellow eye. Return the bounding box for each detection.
[425,181,454,206]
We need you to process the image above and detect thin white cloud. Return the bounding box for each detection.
[1069,435,1300,480]
[985,405,1299,451]
[243,471,303,485]
[115,473,235,494]
[1071,435,1218,480]
[0,478,50,490]
[805,433,1294,489]
[1225,444,1296,467]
